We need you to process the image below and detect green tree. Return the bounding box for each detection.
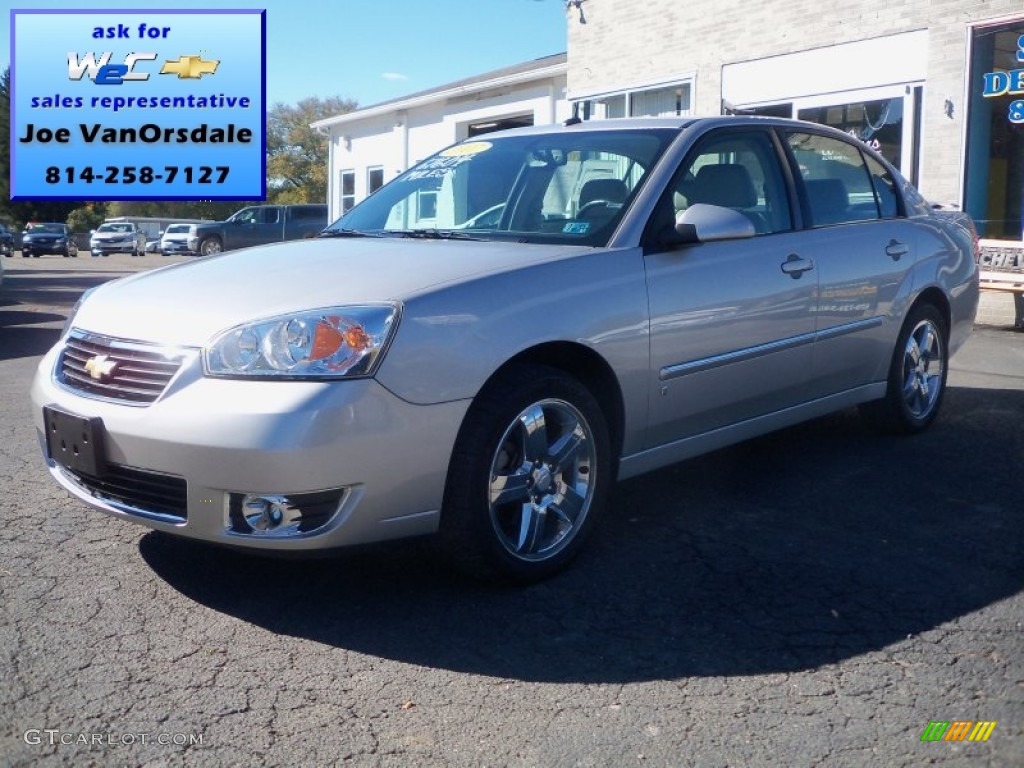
[267,96,356,204]
[107,200,244,222]
[66,203,109,233]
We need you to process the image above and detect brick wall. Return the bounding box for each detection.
[568,0,1023,203]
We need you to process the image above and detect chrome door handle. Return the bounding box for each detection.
[886,240,909,261]
[781,253,814,279]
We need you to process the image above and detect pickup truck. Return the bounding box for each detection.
[189,204,328,256]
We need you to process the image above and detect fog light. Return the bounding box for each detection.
[228,489,347,536]
[240,495,301,534]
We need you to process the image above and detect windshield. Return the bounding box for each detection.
[29,224,65,233]
[97,223,134,233]
[165,224,191,233]
[325,129,675,246]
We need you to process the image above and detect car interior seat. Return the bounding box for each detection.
[804,178,850,226]
[687,164,766,232]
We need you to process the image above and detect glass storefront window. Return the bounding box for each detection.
[965,22,1024,240]
[798,97,904,169]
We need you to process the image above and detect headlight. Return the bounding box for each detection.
[205,304,400,379]
[62,285,99,336]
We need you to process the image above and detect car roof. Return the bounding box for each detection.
[452,114,866,141]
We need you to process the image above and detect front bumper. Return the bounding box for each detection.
[31,338,470,551]
[22,241,69,256]
[161,240,195,256]
[90,240,135,254]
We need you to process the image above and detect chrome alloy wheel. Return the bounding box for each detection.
[487,398,597,561]
[900,317,945,420]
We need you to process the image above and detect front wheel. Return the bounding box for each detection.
[860,304,948,434]
[199,237,222,256]
[441,365,611,583]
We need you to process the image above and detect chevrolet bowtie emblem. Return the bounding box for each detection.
[84,354,118,381]
[160,55,219,79]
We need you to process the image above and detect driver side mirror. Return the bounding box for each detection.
[677,204,756,242]
[659,203,757,248]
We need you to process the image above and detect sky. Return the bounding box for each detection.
[2,0,569,108]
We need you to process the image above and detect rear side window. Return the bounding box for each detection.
[786,132,880,227]
[863,154,899,218]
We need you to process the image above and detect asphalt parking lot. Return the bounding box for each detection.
[1,253,1021,766]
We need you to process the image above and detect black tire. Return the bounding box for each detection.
[199,237,222,257]
[440,365,611,583]
[860,303,949,435]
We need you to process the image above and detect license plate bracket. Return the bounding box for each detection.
[43,406,107,478]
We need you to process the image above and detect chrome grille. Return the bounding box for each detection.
[58,330,187,405]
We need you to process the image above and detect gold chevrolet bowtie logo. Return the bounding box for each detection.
[84,354,118,381]
[160,55,219,79]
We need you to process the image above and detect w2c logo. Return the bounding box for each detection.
[67,52,158,84]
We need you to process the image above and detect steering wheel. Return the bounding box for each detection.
[577,200,614,219]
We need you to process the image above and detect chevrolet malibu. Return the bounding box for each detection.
[31,117,979,581]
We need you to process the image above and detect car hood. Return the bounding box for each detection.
[92,232,133,240]
[71,237,590,346]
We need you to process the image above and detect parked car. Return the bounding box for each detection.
[21,223,77,257]
[145,235,162,254]
[160,223,198,256]
[89,222,145,257]
[0,224,13,257]
[189,204,328,256]
[30,117,979,582]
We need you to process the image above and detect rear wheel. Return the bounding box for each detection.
[441,365,610,583]
[860,303,948,434]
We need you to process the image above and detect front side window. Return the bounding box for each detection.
[328,130,676,246]
[786,132,880,227]
[230,207,259,225]
[654,129,792,237]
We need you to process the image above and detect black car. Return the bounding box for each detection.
[21,223,78,258]
[0,224,13,257]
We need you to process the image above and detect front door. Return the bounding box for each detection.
[643,128,818,447]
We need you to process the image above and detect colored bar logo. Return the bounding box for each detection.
[920,721,997,742]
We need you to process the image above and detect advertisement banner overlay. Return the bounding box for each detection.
[10,9,266,201]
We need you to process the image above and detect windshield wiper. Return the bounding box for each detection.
[317,228,386,238]
[388,229,485,241]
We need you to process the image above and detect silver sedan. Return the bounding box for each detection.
[31,117,979,582]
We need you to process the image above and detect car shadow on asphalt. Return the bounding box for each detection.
[1,272,107,311]
[139,385,1024,684]
[0,325,62,361]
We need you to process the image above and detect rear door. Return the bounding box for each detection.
[781,130,918,396]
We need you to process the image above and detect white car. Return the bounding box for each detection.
[160,223,197,256]
[90,223,145,257]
